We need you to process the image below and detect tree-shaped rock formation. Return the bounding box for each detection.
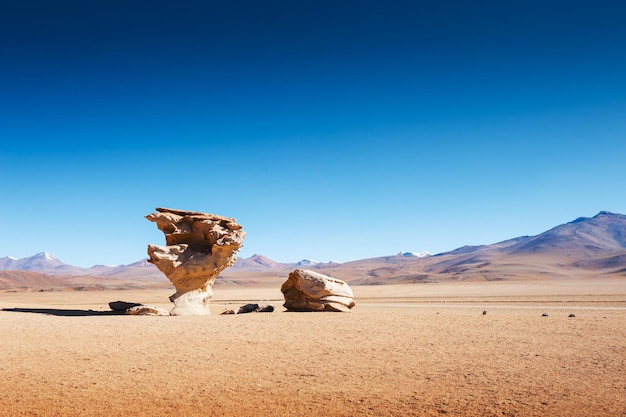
[146,208,245,315]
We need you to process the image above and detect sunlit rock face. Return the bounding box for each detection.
[281,269,356,312]
[146,208,245,315]
[125,305,170,316]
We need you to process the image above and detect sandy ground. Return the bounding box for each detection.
[1,279,625,417]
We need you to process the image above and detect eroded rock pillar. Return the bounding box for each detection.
[146,207,245,315]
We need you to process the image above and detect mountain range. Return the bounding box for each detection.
[0,253,345,276]
[1,211,625,290]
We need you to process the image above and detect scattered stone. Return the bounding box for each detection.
[568,313,576,318]
[482,310,487,315]
[257,304,275,313]
[281,269,355,312]
[146,208,245,315]
[237,303,260,314]
[125,305,170,316]
[234,303,275,314]
[221,309,236,315]
[109,301,142,312]
[542,312,549,317]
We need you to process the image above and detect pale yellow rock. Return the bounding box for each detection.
[146,207,245,315]
[281,269,356,312]
[125,305,170,316]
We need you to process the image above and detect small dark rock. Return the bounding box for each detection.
[109,300,142,312]
[237,303,260,314]
[568,313,576,318]
[542,312,549,317]
[258,304,275,313]
[482,310,487,315]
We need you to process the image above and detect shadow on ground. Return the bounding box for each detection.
[2,308,123,317]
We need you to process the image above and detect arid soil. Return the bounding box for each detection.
[1,279,625,417]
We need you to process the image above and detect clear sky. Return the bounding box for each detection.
[1,0,625,267]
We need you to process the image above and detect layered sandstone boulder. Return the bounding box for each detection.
[281,269,355,312]
[146,207,245,315]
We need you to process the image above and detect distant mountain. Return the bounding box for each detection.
[0,256,16,269]
[0,252,86,275]
[295,259,320,266]
[231,254,292,271]
[96,259,164,281]
[502,211,626,256]
[0,253,164,281]
[0,252,293,278]
[313,211,626,284]
[294,259,344,266]
[2,211,625,290]
[397,251,432,258]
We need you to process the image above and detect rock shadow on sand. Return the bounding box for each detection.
[2,308,124,317]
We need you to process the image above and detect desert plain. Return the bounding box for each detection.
[1,278,625,417]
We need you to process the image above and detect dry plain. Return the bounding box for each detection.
[1,279,625,417]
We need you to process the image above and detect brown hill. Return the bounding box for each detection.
[0,270,167,292]
[0,271,69,290]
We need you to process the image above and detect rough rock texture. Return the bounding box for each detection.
[146,207,245,315]
[281,269,355,312]
[125,305,171,316]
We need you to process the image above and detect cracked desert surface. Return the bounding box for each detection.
[1,279,625,417]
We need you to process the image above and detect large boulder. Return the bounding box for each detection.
[281,269,355,312]
[146,207,245,315]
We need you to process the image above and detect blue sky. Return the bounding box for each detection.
[2,1,625,267]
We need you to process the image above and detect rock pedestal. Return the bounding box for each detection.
[126,305,170,316]
[281,269,356,312]
[146,207,245,315]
